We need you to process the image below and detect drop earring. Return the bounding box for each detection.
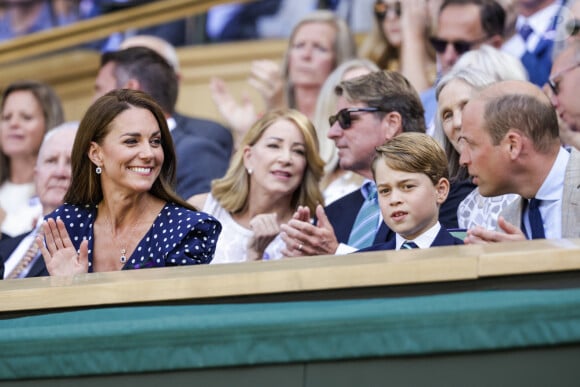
[96,166,102,175]
[247,168,253,175]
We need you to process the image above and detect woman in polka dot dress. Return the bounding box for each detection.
[37,89,222,276]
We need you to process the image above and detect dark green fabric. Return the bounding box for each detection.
[1,289,580,380]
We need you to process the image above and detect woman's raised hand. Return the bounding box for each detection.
[37,218,89,277]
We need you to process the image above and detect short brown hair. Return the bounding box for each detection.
[335,71,426,133]
[482,93,559,153]
[372,132,448,185]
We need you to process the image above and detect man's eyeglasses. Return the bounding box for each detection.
[548,62,580,95]
[566,18,580,37]
[429,36,488,55]
[329,107,385,129]
[374,1,401,20]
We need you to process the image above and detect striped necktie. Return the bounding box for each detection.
[6,228,41,279]
[401,241,419,249]
[348,182,380,249]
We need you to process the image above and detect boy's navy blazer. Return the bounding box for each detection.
[356,227,464,252]
[324,189,394,245]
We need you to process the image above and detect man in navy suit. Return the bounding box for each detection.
[94,46,231,199]
[119,35,234,154]
[281,71,427,256]
[0,123,78,279]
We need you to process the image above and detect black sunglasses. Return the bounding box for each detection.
[374,1,401,20]
[329,107,384,129]
[429,36,488,55]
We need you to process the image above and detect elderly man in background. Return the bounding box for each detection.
[0,122,78,279]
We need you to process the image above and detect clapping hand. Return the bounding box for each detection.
[247,60,285,110]
[209,77,258,148]
[280,205,339,257]
[37,218,89,276]
[247,213,280,261]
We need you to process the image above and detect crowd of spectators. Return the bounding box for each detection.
[0,0,579,278]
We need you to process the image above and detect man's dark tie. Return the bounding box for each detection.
[401,241,419,249]
[527,198,545,239]
[519,23,534,42]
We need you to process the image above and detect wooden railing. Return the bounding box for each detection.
[1,238,579,316]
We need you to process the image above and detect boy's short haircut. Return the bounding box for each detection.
[372,132,449,185]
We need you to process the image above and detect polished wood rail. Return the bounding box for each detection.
[1,238,579,315]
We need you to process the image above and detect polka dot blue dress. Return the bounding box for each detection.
[44,202,222,271]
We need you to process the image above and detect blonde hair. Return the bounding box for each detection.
[212,109,325,214]
[281,10,356,109]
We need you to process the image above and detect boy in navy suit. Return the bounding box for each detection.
[358,133,463,252]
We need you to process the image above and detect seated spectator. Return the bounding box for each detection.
[0,80,64,238]
[359,0,438,93]
[0,0,94,41]
[357,133,463,252]
[280,71,426,257]
[188,109,324,264]
[435,46,527,230]
[210,10,356,150]
[39,89,221,276]
[0,122,77,279]
[501,0,567,86]
[421,0,505,135]
[312,58,380,205]
[547,39,580,150]
[460,80,579,243]
[94,46,231,198]
[119,34,234,155]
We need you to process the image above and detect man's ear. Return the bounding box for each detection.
[88,141,103,167]
[124,78,141,90]
[505,129,523,160]
[488,34,504,49]
[435,177,450,204]
[381,111,403,142]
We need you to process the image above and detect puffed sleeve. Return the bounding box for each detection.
[164,207,222,266]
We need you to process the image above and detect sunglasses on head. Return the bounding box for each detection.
[329,107,385,129]
[374,1,401,20]
[429,36,488,55]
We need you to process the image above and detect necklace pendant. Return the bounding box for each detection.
[120,248,127,264]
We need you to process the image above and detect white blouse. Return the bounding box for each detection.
[202,193,286,264]
[0,182,42,237]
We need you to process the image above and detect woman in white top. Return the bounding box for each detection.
[188,109,324,263]
[0,80,64,238]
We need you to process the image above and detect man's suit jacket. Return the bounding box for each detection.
[0,232,49,279]
[325,189,394,246]
[173,112,233,155]
[356,227,464,252]
[500,149,580,239]
[170,130,230,200]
